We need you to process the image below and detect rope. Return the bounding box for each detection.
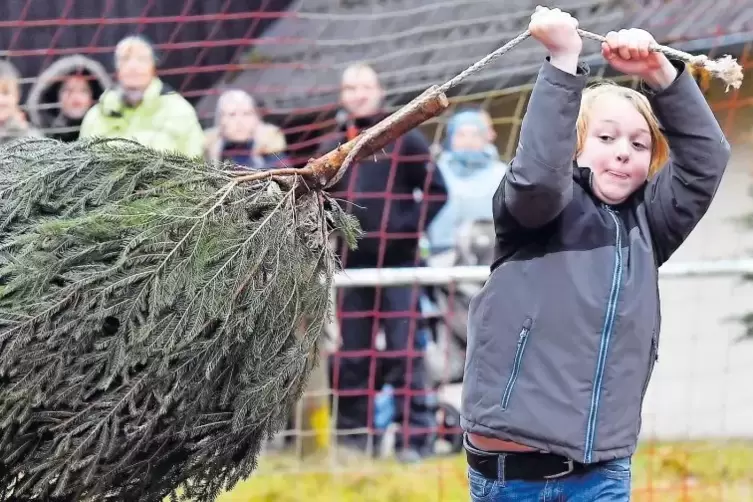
[440,29,743,94]
[439,30,533,94]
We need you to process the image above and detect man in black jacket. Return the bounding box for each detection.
[321,63,448,461]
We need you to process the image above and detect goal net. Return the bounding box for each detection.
[2,0,753,500]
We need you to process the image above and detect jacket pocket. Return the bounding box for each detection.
[501,317,533,411]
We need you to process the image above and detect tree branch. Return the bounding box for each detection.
[231,86,449,189]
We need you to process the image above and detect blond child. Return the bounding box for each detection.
[0,61,42,145]
[461,7,730,501]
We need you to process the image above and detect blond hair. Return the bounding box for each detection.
[214,89,285,153]
[0,60,20,95]
[576,82,669,178]
[341,62,380,85]
[114,36,156,69]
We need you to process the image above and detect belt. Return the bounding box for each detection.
[465,438,591,481]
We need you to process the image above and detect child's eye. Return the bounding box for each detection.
[598,135,614,142]
[632,142,648,150]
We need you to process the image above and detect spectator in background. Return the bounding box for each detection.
[321,62,447,462]
[203,89,287,169]
[79,35,204,157]
[426,110,507,254]
[0,60,42,145]
[26,54,113,142]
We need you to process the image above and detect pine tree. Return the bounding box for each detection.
[0,137,359,501]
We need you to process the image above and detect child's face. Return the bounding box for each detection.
[577,94,652,205]
[116,42,155,92]
[340,67,382,119]
[0,79,20,123]
[450,124,486,152]
[219,98,260,143]
[59,75,93,119]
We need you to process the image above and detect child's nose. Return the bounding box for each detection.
[615,139,631,162]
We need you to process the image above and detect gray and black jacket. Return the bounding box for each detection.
[460,58,731,464]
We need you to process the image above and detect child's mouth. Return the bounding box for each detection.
[605,170,629,180]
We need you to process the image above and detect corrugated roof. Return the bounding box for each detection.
[198,0,628,116]
[631,0,753,43]
[197,0,753,117]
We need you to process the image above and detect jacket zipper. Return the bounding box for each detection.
[501,317,533,410]
[584,206,624,463]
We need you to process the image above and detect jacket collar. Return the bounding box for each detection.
[0,116,31,137]
[572,162,646,210]
[101,78,165,117]
[338,111,388,133]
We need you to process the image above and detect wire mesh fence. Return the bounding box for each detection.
[0,0,752,500]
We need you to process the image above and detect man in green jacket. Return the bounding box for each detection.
[79,35,204,158]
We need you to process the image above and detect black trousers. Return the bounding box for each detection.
[333,283,435,451]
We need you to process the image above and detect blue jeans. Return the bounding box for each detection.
[466,443,631,501]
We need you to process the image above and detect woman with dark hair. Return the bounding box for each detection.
[26,54,113,142]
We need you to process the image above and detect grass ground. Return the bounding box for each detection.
[214,441,753,502]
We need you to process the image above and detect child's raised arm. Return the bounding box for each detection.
[643,61,731,265]
[495,7,588,229]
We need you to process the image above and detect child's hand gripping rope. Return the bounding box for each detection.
[528,6,685,89]
[528,5,582,73]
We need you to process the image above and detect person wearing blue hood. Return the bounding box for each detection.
[426,109,508,254]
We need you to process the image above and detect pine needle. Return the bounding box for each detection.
[0,137,360,502]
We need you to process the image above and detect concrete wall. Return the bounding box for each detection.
[642,105,753,440]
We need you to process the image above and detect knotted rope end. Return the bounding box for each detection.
[694,54,744,92]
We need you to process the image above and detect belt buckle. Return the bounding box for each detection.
[543,459,574,479]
